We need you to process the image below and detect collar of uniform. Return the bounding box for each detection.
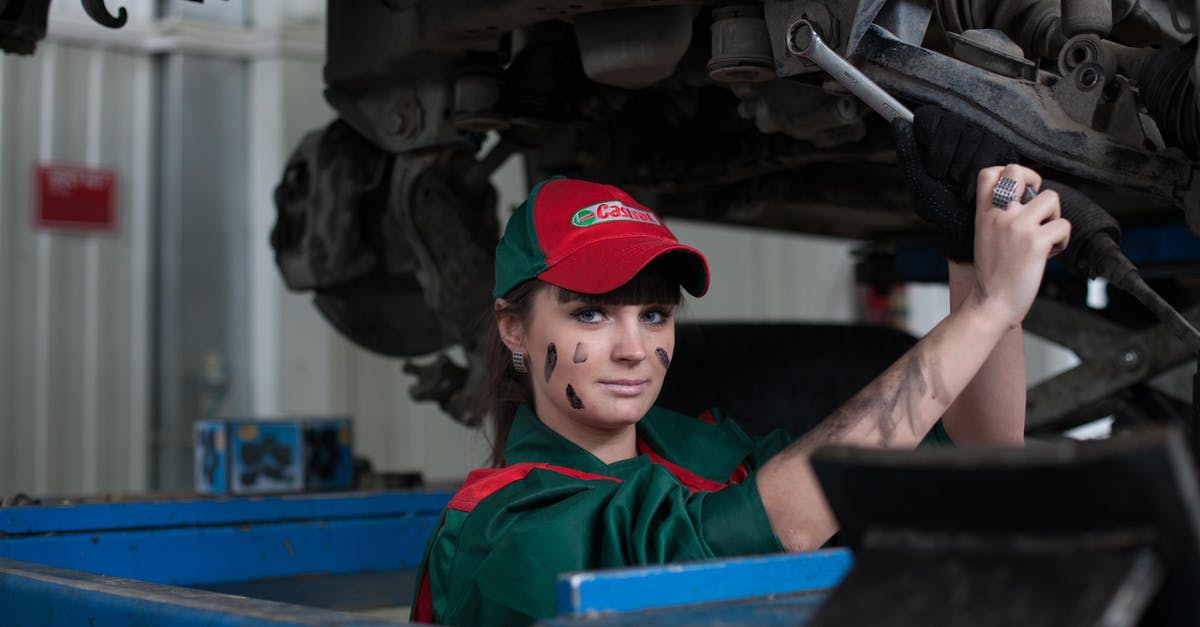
[505,405,753,482]
[504,405,646,476]
[635,406,754,482]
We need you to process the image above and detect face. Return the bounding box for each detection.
[501,287,676,442]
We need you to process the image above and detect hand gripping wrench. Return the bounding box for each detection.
[785,19,1036,204]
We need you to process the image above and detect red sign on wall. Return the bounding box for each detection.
[34,163,118,232]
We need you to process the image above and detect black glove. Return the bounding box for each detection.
[1040,180,1121,277]
[893,106,1021,261]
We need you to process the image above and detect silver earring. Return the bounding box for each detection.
[512,351,528,374]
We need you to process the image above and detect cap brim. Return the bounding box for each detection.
[538,236,710,297]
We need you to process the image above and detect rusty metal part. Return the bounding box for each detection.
[403,354,469,417]
[453,65,508,133]
[312,282,448,358]
[1062,0,1114,37]
[575,5,694,88]
[1110,0,1195,47]
[388,154,496,349]
[729,79,866,147]
[1024,301,1200,432]
[385,150,498,425]
[936,0,1067,60]
[947,29,1037,81]
[853,25,1190,202]
[708,5,777,83]
[871,0,934,46]
[271,119,452,358]
[325,79,469,154]
[271,119,388,291]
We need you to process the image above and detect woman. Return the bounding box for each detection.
[412,164,1068,625]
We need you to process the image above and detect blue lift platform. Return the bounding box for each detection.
[0,491,853,625]
[4,423,1197,625]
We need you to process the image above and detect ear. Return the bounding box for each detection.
[495,299,525,353]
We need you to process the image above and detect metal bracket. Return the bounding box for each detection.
[856,24,1191,202]
[1024,299,1200,432]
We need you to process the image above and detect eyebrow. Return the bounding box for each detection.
[553,287,676,307]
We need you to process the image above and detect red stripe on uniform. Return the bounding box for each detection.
[727,463,749,484]
[637,439,729,493]
[447,462,621,513]
[411,569,435,623]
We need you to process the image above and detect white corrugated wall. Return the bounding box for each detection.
[0,0,332,497]
[0,1,157,497]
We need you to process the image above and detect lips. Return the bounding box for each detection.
[599,379,649,396]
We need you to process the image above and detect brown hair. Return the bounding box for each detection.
[478,258,685,466]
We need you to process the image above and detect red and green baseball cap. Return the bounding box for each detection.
[494,178,710,298]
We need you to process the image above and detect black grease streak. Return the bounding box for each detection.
[784,345,947,460]
[573,343,588,363]
[655,347,670,369]
[545,343,557,383]
[881,352,929,444]
[566,384,584,410]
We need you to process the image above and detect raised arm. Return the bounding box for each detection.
[755,164,1068,552]
[939,260,1026,445]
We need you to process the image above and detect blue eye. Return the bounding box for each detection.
[642,308,673,325]
[572,308,604,324]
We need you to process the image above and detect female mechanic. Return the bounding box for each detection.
[411,120,1070,626]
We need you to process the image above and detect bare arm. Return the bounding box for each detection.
[940,262,1026,445]
[756,164,1068,552]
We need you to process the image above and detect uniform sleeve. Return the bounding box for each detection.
[698,407,794,471]
[433,464,782,626]
[918,419,954,447]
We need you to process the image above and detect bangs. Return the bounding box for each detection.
[554,258,683,306]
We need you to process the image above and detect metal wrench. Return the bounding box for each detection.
[786,19,1036,203]
[786,20,914,124]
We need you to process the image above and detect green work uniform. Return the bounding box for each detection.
[411,405,952,625]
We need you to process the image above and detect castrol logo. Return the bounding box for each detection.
[571,201,663,227]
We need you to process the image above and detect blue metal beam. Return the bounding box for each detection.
[1,515,434,586]
[0,558,404,626]
[556,548,853,616]
[1,491,452,535]
[0,491,452,600]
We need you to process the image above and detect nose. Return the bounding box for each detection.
[611,315,647,363]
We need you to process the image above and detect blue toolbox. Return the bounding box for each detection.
[195,416,354,494]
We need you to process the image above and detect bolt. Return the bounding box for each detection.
[787,20,816,56]
[1117,350,1140,368]
[1076,64,1102,90]
[388,112,407,136]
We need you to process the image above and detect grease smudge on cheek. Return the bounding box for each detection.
[655,347,670,369]
[566,384,585,410]
[545,343,557,383]
[573,343,588,364]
